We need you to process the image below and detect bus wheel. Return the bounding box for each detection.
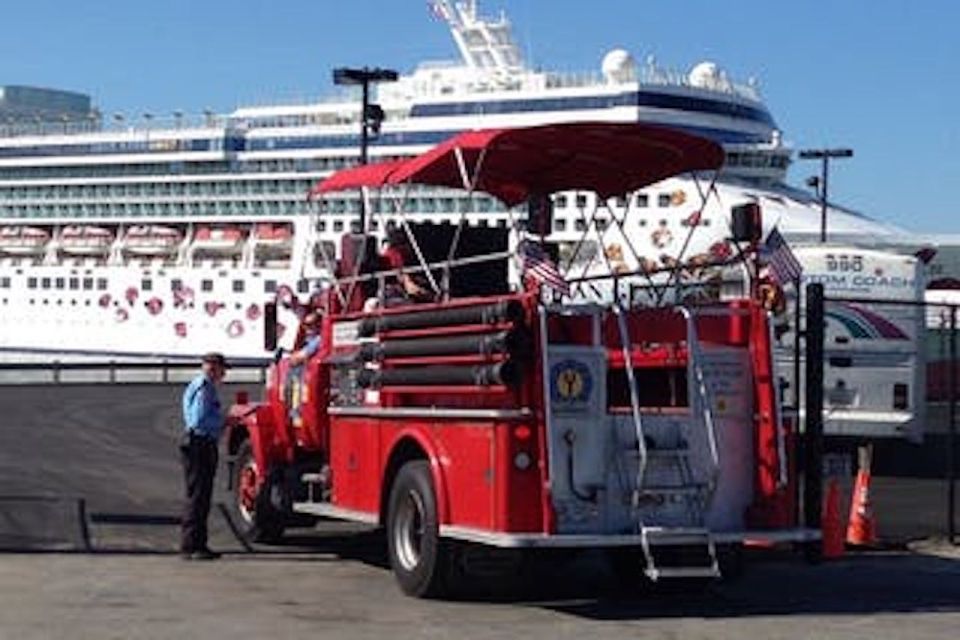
[386,460,452,598]
[231,441,285,544]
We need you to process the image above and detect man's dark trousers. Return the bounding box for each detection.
[180,433,218,553]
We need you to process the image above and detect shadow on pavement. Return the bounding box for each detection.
[3,493,959,621]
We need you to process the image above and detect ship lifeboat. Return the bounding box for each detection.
[192,224,246,254]
[59,225,113,255]
[0,226,50,256]
[253,223,293,267]
[254,222,293,245]
[123,224,182,255]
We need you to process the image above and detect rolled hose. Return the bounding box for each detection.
[357,329,530,362]
[357,299,524,337]
[357,360,522,389]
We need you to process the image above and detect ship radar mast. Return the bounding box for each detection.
[432,1,525,72]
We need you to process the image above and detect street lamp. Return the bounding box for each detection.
[798,147,853,243]
[333,66,398,230]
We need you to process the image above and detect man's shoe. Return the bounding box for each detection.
[190,549,221,560]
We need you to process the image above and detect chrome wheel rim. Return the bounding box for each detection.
[394,489,427,571]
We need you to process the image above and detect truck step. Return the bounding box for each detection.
[645,565,720,580]
[301,472,326,484]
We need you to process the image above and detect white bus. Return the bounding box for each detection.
[774,246,925,442]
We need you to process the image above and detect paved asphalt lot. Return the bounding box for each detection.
[2,542,960,640]
[1,383,959,639]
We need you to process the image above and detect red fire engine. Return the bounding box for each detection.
[224,123,820,597]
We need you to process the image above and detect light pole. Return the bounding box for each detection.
[798,147,853,243]
[333,66,398,231]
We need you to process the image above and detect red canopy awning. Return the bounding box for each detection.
[311,122,724,206]
[308,159,408,199]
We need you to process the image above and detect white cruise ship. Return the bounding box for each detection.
[0,1,917,363]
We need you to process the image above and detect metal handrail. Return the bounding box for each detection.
[678,307,721,494]
[612,302,649,504]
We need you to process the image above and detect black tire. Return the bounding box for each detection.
[230,440,285,544]
[386,460,452,598]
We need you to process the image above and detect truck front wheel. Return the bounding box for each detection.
[386,460,453,598]
[231,441,285,543]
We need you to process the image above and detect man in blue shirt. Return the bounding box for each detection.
[179,351,227,560]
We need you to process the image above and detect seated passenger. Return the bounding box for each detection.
[289,312,322,366]
[379,229,435,306]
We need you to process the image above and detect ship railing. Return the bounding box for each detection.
[0,360,268,386]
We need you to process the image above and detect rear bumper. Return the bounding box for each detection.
[438,525,821,548]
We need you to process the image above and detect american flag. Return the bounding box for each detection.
[762,227,802,284]
[519,240,570,296]
[427,1,449,20]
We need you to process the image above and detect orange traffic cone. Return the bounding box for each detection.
[846,446,878,547]
[822,479,845,558]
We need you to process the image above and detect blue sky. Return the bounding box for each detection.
[0,0,955,233]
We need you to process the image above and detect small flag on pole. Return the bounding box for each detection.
[428,1,448,20]
[762,227,802,284]
[519,240,570,296]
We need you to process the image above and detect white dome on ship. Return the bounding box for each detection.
[601,49,636,83]
[689,61,724,89]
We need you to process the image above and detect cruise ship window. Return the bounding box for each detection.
[264,280,277,294]
[658,194,671,207]
[554,195,568,208]
[574,219,587,232]
[83,278,93,290]
[636,194,649,208]
[142,279,152,292]
[317,220,327,231]
[297,279,309,294]
[97,278,107,290]
[596,219,608,231]
[55,278,65,289]
[575,194,588,209]
[554,219,567,232]
[171,279,183,292]
[333,221,344,232]
[0,277,9,288]
[232,280,244,293]
[69,278,79,290]
[41,278,51,289]
[202,280,213,292]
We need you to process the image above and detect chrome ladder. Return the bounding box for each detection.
[613,303,721,581]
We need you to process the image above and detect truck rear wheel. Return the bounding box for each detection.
[386,460,453,598]
[231,441,285,543]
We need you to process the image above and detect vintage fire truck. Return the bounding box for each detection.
[223,123,820,597]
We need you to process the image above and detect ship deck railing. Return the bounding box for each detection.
[0,360,268,386]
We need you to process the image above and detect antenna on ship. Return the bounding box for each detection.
[431,1,525,72]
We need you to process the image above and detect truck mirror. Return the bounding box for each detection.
[264,301,278,351]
